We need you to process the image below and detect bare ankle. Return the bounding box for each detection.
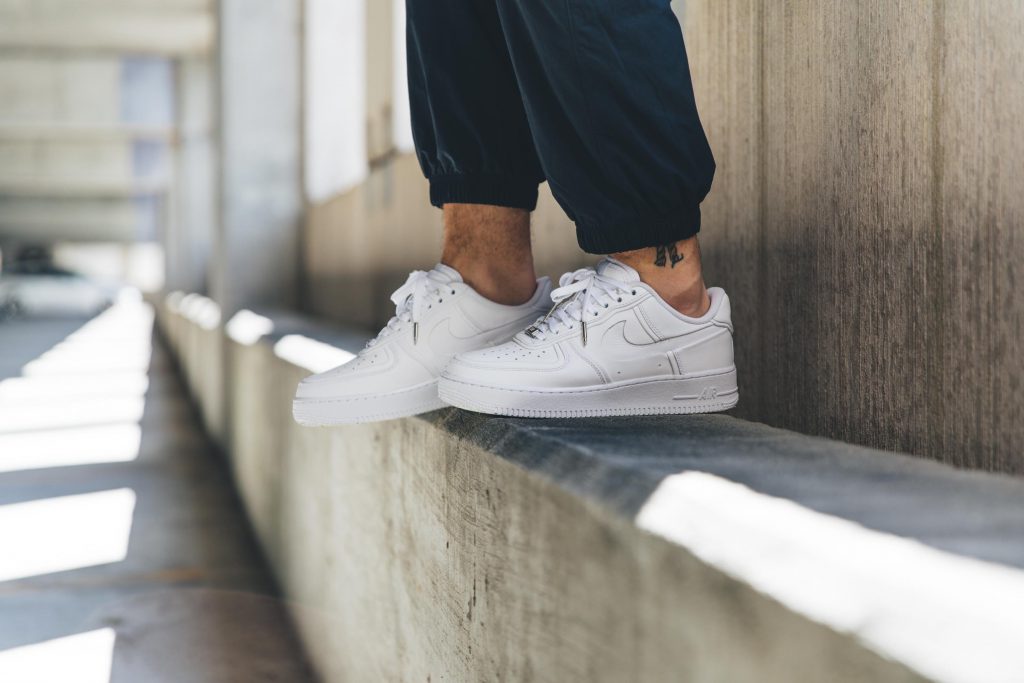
[667,287,711,318]
[447,261,538,304]
[613,236,711,317]
[441,203,537,305]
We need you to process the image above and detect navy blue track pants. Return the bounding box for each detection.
[406,0,716,254]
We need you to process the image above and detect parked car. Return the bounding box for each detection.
[0,261,117,320]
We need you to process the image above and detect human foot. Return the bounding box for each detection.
[438,258,738,417]
[293,264,551,425]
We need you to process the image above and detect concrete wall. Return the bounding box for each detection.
[158,291,225,442]
[302,3,1024,473]
[158,299,952,683]
[682,1,1024,472]
[158,297,1024,682]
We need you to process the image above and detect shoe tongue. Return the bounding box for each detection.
[430,263,463,284]
[596,257,640,283]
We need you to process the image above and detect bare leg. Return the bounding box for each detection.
[613,237,711,317]
[441,203,537,305]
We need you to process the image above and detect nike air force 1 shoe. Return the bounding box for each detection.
[438,258,738,418]
[293,264,552,426]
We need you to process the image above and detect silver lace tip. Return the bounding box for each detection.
[581,321,588,346]
[413,322,419,344]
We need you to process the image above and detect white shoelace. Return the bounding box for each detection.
[525,267,631,344]
[366,268,454,347]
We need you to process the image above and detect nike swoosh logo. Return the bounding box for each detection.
[599,320,712,360]
[430,316,481,341]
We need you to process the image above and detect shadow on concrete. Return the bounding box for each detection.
[0,314,94,382]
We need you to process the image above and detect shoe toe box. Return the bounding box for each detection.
[444,340,602,390]
[294,346,421,399]
[447,341,558,375]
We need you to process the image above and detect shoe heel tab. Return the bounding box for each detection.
[708,287,733,327]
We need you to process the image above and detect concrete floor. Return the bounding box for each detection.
[0,300,315,682]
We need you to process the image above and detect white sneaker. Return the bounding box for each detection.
[292,264,552,425]
[438,258,738,418]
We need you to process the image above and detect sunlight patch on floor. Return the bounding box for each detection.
[0,295,152,469]
[0,424,142,474]
[0,488,137,582]
[0,629,115,683]
[0,373,149,402]
[0,397,147,434]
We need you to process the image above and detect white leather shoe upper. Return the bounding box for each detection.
[295,264,552,400]
[444,258,735,390]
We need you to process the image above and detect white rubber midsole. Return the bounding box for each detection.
[292,380,444,426]
[438,368,739,418]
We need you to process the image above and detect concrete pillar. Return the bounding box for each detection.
[166,57,215,294]
[212,0,303,316]
[304,0,366,202]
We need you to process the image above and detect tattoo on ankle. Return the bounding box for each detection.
[654,244,685,268]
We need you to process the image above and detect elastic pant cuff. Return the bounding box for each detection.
[429,173,540,211]
[575,204,703,254]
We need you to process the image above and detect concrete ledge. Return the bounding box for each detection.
[158,292,224,443]
[158,294,1024,683]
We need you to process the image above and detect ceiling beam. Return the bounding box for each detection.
[0,11,214,56]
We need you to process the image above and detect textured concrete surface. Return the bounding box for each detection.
[0,308,313,682]
[162,301,1024,682]
[301,3,1024,474]
[682,1,1024,472]
[230,344,926,683]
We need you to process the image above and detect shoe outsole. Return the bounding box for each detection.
[438,369,739,419]
[292,381,444,426]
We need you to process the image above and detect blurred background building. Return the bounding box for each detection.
[1,1,1023,682]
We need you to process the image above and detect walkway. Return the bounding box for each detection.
[0,295,314,682]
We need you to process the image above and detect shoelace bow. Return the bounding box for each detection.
[367,269,452,347]
[526,268,630,344]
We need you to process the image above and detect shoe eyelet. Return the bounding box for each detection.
[603,304,609,308]
[631,290,637,295]
[617,298,622,302]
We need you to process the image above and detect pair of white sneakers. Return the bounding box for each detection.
[292,257,738,425]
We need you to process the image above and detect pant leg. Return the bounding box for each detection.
[493,0,715,253]
[406,0,545,210]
